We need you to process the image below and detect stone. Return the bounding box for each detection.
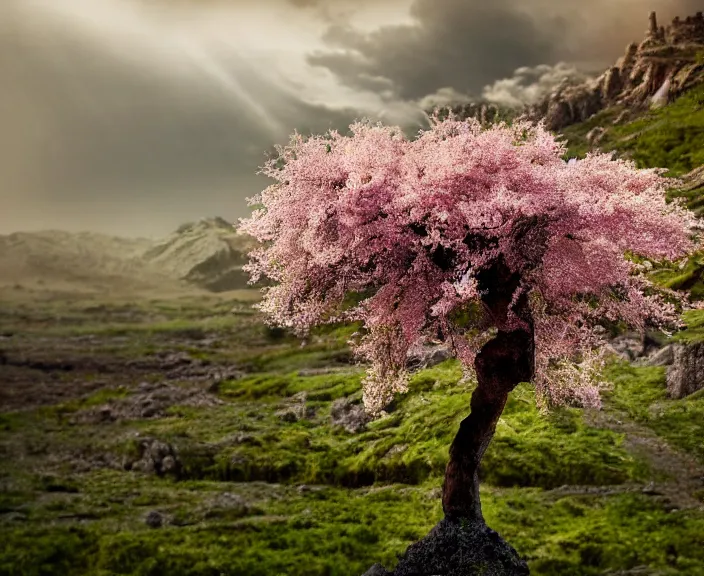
[361,565,392,576]
[608,332,645,361]
[275,407,302,423]
[644,345,674,367]
[666,342,704,398]
[297,484,325,494]
[586,126,607,145]
[72,380,224,424]
[612,110,630,124]
[145,510,164,528]
[161,455,178,474]
[275,392,315,422]
[330,397,372,434]
[602,66,623,100]
[123,437,181,477]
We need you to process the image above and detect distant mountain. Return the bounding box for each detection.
[0,217,260,294]
[143,217,259,292]
[0,230,158,293]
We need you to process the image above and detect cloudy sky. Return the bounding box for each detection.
[0,0,699,237]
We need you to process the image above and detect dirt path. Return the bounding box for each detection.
[583,406,704,511]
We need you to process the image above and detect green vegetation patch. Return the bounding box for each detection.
[3,482,704,576]
[127,360,645,489]
[562,83,704,177]
[605,362,704,462]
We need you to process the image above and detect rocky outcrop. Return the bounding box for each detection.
[73,380,224,424]
[362,519,529,576]
[645,345,674,367]
[528,11,704,131]
[123,436,181,477]
[666,341,704,398]
[434,102,518,126]
[275,391,316,422]
[607,331,669,364]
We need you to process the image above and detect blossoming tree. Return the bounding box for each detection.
[238,116,695,524]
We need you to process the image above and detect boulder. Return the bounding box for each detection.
[145,510,164,528]
[406,344,452,371]
[606,332,645,361]
[276,391,316,423]
[330,397,372,434]
[123,437,182,477]
[644,344,674,367]
[666,342,704,398]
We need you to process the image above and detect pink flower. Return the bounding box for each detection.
[239,118,696,413]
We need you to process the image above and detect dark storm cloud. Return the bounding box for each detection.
[309,0,558,100]
[308,0,704,102]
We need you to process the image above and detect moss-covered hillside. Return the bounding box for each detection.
[1,290,704,576]
[560,81,704,194]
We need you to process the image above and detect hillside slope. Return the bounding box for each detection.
[528,11,704,132]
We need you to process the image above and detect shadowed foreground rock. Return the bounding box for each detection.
[362,519,529,576]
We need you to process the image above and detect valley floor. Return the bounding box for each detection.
[1,288,704,576]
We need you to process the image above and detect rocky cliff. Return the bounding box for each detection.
[528,11,704,131]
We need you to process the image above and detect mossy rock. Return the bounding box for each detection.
[365,518,529,576]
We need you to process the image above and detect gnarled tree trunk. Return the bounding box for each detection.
[442,328,535,522]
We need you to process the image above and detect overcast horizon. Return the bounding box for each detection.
[1,0,700,237]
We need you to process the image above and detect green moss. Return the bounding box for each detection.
[4,292,704,575]
[484,388,646,487]
[488,490,704,576]
[646,253,704,302]
[0,527,99,576]
[560,106,626,159]
[124,360,645,490]
[219,371,362,401]
[674,309,704,343]
[3,483,704,576]
[561,84,704,177]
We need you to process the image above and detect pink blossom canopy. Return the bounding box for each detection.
[238,117,696,413]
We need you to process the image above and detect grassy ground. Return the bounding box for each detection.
[1,290,704,576]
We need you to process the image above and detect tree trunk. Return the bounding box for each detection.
[442,328,535,522]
